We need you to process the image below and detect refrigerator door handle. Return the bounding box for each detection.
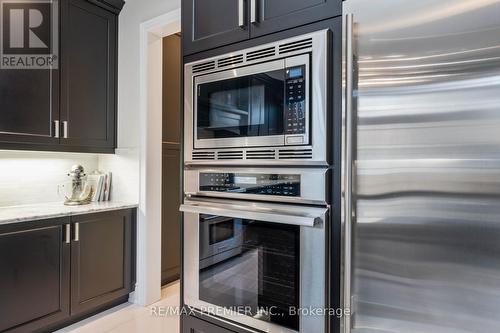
[343,12,355,333]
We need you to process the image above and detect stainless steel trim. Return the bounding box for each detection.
[180,199,326,227]
[54,120,60,138]
[184,167,327,204]
[65,224,71,244]
[74,223,79,242]
[342,13,354,333]
[250,0,257,23]
[186,158,324,167]
[63,121,68,139]
[182,198,327,333]
[238,0,245,27]
[184,30,329,165]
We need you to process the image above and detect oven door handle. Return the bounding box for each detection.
[180,202,327,227]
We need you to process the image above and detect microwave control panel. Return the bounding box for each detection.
[285,65,306,135]
[199,173,301,197]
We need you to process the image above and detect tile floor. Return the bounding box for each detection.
[56,282,180,333]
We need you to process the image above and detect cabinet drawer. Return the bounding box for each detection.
[183,315,236,333]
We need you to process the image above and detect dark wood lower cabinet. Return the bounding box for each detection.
[0,209,136,333]
[162,144,181,285]
[0,219,70,333]
[70,209,135,316]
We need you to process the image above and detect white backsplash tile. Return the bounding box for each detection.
[98,147,139,203]
[0,151,99,207]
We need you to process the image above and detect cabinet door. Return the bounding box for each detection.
[182,0,250,55]
[61,0,117,151]
[162,145,181,285]
[249,0,341,37]
[0,220,70,333]
[70,210,134,316]
[0,68,59,147]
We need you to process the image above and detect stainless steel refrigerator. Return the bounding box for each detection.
[341,1,500,332]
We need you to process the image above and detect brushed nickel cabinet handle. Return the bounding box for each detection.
[74,223,80,242]
[63,121,68,139]
[65,224,71,244]
[250,0,257,23]
[238,0,245,27]
[54,120,60,138]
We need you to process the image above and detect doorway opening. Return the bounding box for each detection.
[137,8,180,306]
[161,33,181,286]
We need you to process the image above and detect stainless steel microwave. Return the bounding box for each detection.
[184,30,329,165]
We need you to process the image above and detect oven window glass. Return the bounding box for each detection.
[199,217,300,330]
[196,69,285,140]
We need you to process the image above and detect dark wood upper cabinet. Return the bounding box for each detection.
[182,0,341,55]
[182,0,250,55]
[70,209,134,316]
[0,18,59,147]
[249,0,341,37]
[163,35,181,144]
[0,0,121,153]
[0,219,70,333]
[60,0,117,151]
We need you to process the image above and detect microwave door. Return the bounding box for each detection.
[249,72,286,138]
[194,59,287,149]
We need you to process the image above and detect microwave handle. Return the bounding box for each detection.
[180,203,326,227]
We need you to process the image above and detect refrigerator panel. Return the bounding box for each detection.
[343,0,500,332]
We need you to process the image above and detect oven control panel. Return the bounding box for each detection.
[199,173,301,197]
[285,65,306,135]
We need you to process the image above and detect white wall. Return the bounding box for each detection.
[118,0,181,149]
[0,151,98,207]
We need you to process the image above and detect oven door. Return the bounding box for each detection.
[194,54,310,149]
[181,198,326,333]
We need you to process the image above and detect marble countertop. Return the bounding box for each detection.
[0,201,139,226]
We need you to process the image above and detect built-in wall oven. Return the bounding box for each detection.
[181,168,328,333]
[184,30,329,165]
